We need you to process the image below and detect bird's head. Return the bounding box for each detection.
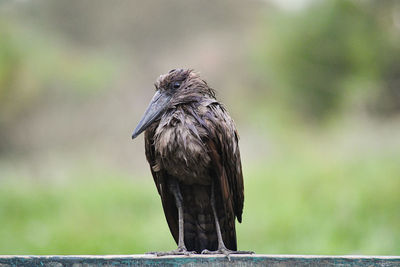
[132,69,214,139]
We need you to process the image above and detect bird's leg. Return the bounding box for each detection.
[150,179,195,256]
[201,180,254,257]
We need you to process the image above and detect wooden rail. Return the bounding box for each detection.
[0,254,399,266]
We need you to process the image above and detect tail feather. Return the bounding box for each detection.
[180,183,237,253]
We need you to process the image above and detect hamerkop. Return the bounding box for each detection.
[132,69,250,256]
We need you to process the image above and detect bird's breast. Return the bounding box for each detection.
[153,110,211,184]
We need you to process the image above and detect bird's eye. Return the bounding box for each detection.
[172,81,181,89]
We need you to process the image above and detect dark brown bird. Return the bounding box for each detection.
[132,69,248,255]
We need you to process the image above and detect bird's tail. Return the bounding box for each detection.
[181,184,237,253]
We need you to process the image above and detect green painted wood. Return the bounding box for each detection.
[0,254,399,267]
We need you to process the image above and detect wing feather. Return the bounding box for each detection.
[144,126,179,245]
[205,103,244,222]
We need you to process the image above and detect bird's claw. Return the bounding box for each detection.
[147,246,196,256]
[201,248,254,260]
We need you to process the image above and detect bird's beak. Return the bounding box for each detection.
[132,90,171,139]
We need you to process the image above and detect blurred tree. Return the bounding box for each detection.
[369,0,400,115]
[255,0,400,121]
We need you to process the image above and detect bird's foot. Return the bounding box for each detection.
[201,248,254,260]
[147,246,196,256]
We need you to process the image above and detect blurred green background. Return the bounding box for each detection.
[0,0,399,255]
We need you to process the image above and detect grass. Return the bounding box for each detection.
[0,166,175,254]
[240,152,400,255]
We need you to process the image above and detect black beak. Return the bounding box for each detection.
[132,90,171,139]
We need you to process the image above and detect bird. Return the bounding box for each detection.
[131,69,249,256]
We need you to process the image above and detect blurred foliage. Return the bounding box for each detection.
[0,20,115,151]
[241,131,400,254]
[0,146,399,255]
[255,0,400,121]
[0,21,40,130]
[0,164,172,254]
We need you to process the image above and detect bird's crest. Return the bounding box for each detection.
[154,69,216,98]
